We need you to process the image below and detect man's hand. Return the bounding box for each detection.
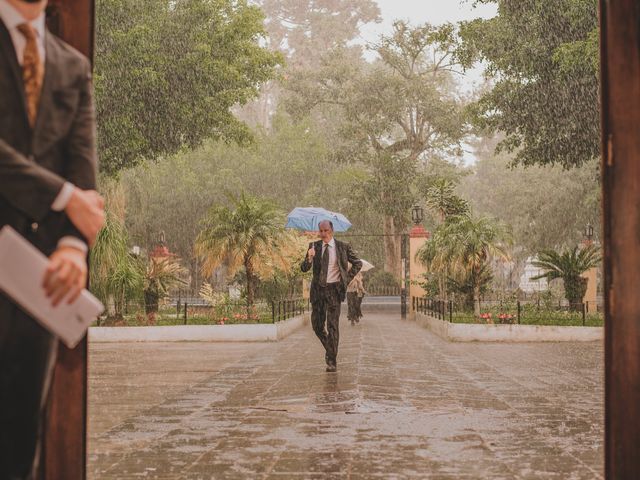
[43,246,87,306]
[307,247,316,261]
[64,187,105,246]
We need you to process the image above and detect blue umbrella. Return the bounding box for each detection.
[285,207,352,232]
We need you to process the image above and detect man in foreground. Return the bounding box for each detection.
[0,0,104,477]
[301,220,362,372]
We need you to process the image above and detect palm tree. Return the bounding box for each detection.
[531,245,601,309]
[417,215,510,316]
[419,179,471,299]
[143,257,188,314]
[195,193,295,308]
[90,183,143,321]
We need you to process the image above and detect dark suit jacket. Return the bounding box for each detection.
[301,239,362,303]
[0,20,97,314]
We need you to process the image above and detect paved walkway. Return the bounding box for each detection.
[88,312,603,479]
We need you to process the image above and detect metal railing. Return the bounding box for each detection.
[366,285,402,296]
[412,297,601,327]
[271,298,308,323]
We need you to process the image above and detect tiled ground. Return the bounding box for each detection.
[89,312,604,479]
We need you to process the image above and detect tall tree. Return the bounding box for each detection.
[457,0,599,168]
[236,0,380,127]
[284,22,466,276]
[258,0,380,68]
[458,136,601,254]
[95,0,283,174]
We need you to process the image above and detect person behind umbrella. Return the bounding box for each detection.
[301,220,362,372]
[347,271,366,326]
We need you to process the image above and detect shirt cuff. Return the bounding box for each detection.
[57,236,88,256]
[51,182,75,212]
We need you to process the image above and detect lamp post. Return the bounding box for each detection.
[402,205,422,319]
[585,223,594,243]
[412,204,424,225]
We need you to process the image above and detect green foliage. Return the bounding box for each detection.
[143,257,188,313]
[531,244,601,306]
[458,0,599,168]
[417,214,510,313]
[283,21,466,275]
[95,0,283,174]
[284,22,465,164]
[195,192,295,306]
[90,211,143,319]
[422,178,470,224]
[258,0,380,68]
[459,142,601,253]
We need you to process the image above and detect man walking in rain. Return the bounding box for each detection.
[301,220,362,372]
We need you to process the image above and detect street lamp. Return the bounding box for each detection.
[585,223,594,242]
[411,204,424,225]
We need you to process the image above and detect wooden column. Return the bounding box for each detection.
[43,1,94,479]
[600,1,640,478]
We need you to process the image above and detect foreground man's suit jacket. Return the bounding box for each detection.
[301,239,362,303]
[0,16,97,479]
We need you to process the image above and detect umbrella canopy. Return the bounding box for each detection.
[360,259,375,272]
[285,207,352,233]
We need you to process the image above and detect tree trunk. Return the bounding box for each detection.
[383,215,402,280]
[565,276,588,311]
[144,288,159,314]
[245,258,256,308]
[473,284,481,317]
[106,294,116,318]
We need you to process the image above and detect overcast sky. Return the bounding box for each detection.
[358,0,497,86]
[360,0,498,43]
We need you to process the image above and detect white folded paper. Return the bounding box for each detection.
[0,225,104,348]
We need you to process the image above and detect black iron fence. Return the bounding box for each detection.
[412,297,603,327]
[271,298,309,323]
[109,296,308,326]
[366,285,402,296]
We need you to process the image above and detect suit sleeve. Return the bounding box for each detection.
[0,139,66,221]
[59,57,98,244]
[346,244,362,280]
[301,242,313,272]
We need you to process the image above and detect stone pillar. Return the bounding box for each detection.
[583,267,598,313]
[409,225,430,302]
[302,278,310,300]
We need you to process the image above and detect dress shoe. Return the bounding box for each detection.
[326,364,337,372]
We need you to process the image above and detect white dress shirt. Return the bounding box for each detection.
[0,1,86,254]
[322,238,341,283]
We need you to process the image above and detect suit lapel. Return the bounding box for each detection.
[0,18,29,127]
[32,30,59,151]
[314,241,322,268]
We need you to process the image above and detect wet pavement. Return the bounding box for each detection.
[88,312,604,479]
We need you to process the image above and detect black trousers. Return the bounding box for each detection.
[311,283,342,365]
[347,292,363,322]
[0,303,57,480]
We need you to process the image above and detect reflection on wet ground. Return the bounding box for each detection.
[89,312,603,479]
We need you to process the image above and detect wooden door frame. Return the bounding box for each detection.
[43,1,94,479]
[600,1,640,477]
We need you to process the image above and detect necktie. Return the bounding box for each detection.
[17,23,44,128]
[320,243,330,286]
